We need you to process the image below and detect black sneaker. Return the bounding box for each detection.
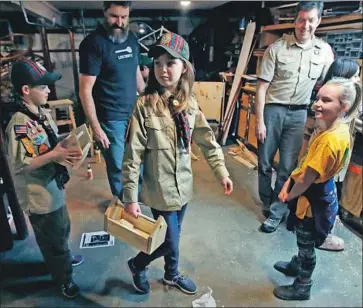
[127,258,150,294]
[163,274,197,295]
[61,280,80,299]
[72,255,84,267]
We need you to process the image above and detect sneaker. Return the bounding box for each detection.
[163,274,197,295]
[61,280,80,299]
[317,234,344,251]
[127,258,150,294]
[72,255,84,267]
[260,217,282,233]
[262,209,270,219]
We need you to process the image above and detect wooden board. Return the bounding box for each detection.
[192,82,225,122]
[247,113,258,149]
[233,155,255,170]
[237,109,248,139]
[221,22,256,145]
[316,22,362,32]
[242,93,249,108]
[261,13,363,31]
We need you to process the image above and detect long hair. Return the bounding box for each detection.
[325,78,362,125]
[323,58,360,85]
[142,52,195,116]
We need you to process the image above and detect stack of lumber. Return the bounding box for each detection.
[228,140,258,170]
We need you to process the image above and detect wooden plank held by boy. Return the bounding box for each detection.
[104,197,167,255]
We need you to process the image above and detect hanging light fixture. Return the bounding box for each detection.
[180,1,191,7]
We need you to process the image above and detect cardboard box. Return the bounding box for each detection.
[65,124,92,169]
[104,198,167,255]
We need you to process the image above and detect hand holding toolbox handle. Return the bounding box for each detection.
[104,197,167,254]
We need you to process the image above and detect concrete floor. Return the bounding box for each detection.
[1,145,362,307]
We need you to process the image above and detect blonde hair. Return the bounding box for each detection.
[324,77,362,125]
[141,55,195,116]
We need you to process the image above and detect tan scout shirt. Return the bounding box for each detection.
[258,34,334,106]
[122,94,229,211]
[6,108,65,215]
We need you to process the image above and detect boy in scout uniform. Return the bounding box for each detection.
[255,1,334,233]
[5,58,82,298]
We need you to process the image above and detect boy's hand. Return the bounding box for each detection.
[278,179,290,203]
[124,202,141,218]
[51,140,82,166]
[221,177,233,195]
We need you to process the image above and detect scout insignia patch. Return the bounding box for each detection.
[38,143,50,155]
[26,120,47,146]
[20,137,35,157]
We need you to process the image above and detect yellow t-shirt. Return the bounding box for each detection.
[291,122,351,219]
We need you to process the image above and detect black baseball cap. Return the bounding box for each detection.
[10,58,61,88]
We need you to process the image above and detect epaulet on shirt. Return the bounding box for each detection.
[271,36,286,47]
[314,36,330,49]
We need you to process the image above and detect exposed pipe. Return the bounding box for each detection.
[80,9,86,38]
[38,19,57,100]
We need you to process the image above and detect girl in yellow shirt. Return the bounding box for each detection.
[272,78,362,301]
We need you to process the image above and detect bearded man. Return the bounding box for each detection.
[79,1,145,199]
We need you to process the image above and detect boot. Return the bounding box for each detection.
[274,255,301,277]
[273,278,312,300]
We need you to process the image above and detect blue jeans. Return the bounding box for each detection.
[133,205,187,279]
[258,105,307,220]
[100,120,128,198]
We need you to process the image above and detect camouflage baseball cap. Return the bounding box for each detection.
[148,32,189,61]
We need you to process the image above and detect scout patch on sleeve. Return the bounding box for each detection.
[20,137,35,157]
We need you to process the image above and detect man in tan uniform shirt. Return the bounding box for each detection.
[255,1,334,233]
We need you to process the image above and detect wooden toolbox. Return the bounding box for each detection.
[64,124,92,169]
[104,198,167,255]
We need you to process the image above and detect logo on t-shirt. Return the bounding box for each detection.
[115,46,133,60]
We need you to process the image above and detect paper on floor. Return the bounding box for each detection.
[192,287,216,307]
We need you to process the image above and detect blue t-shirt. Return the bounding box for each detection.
[79,27,139,121]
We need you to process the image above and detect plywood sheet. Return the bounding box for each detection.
[192,82,225,122]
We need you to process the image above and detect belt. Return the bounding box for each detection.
[268,103,309,111]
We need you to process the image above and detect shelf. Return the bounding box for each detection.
[261,13,363,31]
[242,86,256,94]
[56,120,73,126]
[316,22,362,33]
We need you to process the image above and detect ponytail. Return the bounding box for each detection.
[325,78,362,124]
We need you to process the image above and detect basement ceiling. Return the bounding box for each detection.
[50,1,230,11]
